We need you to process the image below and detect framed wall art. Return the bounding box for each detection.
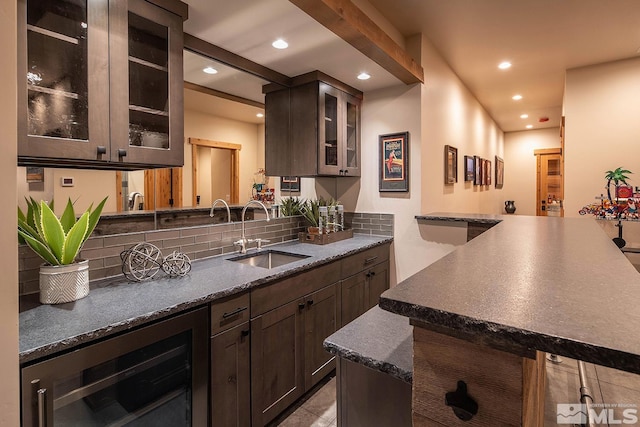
[486,159,492,185]
[495,156,504,188]
[280,176,300,192]
[444,145,458,184]
[379,131,409,192]
[464,155,475,182]
[474,156,482,185]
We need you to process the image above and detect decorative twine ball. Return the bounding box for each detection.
[120,242,163,282]
[162,251,192,277]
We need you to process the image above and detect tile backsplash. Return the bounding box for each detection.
[18,212,393,296]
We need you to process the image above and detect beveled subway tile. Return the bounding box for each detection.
[145,229,181,242]
[82,237,104,250]
[180,226,209,237]
[196,232,222,244]
[103,233,144,248]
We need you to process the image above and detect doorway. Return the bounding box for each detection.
[535,148,563,216]
[189,138,241,206]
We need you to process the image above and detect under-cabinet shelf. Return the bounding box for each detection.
[27,24,78,44]
[129,104,169,116]
[28,84,79,99]
[129,56,168,72]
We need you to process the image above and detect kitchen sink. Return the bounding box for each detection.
[228,250,310,269]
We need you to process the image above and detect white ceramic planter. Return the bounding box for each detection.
[39,259,90,304]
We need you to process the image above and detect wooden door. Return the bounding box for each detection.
[340,272,366,328]
[251,299,304,426]
[304,284,338,390]
[211,323,251,427]
[143,168,182,209]
[366,261,390,310]
[535,148,563,216]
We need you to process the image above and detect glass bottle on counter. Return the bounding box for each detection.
[337,204,344,230]
[318,206,328,235]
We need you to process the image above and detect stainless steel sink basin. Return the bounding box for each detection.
[228,250,310,269]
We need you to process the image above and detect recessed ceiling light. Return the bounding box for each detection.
[526,124,533,129]
[272,39,288,49]
[520,114,529,119]
[256,113,264,118]
[498,61,511,70]
[512,94,523,101]
[357,72,371,80]
[202,66,218,75]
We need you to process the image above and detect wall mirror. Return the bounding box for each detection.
[17,37,309,234]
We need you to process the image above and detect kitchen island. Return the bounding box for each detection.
[379,215,640,426]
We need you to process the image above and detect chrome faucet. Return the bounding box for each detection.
[235,200,270,254]
[210,199,231,223]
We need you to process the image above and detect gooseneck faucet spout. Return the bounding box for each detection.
[210,199,231,223]
[236,200,270,254]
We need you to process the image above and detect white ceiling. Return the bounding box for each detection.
[183,0,640,132]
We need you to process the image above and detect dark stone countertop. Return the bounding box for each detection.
[20,235,392,364]
[380,215,640,375]
[415,212,504,224]
[324,305,413,384]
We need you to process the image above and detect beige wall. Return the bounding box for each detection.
[1,0,19,424]
[503,128,561,216]
[420,36,504,215]
[564,57,640,217]
[352,34,504,284]
[184,107,261,206]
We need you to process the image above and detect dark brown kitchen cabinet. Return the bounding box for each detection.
[250,298,305,427]
[210,292,251,427]
[210,323,251,427]
[264,72,362,177]
[17,0,185,169]
[340,243,391,328]
[304,283,339,390]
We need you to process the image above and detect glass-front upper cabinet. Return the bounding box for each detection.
[109,0,184,167]
[18,0,110,164]
[317,82,361,176]
[18,0,185,168]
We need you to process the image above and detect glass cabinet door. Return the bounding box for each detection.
[18,0,109,162]
[109,0,183,167]
[318,83,340,175]
[343,95,360,176]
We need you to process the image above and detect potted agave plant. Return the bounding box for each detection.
[18,197,107,304]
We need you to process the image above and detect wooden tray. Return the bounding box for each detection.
[298,228,353,245]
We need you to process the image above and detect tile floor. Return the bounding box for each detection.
[273,355,640,427]
[269,374,337,427]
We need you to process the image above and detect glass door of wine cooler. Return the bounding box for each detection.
[21,308,207,426]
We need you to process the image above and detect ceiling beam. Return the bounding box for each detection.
[289,0,424,85]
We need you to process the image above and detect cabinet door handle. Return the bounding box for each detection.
[222,306,248,319]
[369,271,376,277]
[241,329,250,337]
[307,299,314,306]
[298,302,306,310]
[343,169,348,175]
[97,146,107,155]
[364,256,378,265]
[37,388,47,427]
[118,149,127,157]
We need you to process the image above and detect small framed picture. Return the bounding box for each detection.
[495,156,504,188]
[464,156,475,182]
[280,176,300,192]
[486,160,492,185]
[379,131,409,192]
[474,156,482,185]
[444,145,458,184]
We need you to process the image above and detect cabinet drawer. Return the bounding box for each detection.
[211,292,250,336]
[340,243,390,279]
[251,262,340,317]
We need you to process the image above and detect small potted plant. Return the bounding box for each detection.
[18,197,107,304]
